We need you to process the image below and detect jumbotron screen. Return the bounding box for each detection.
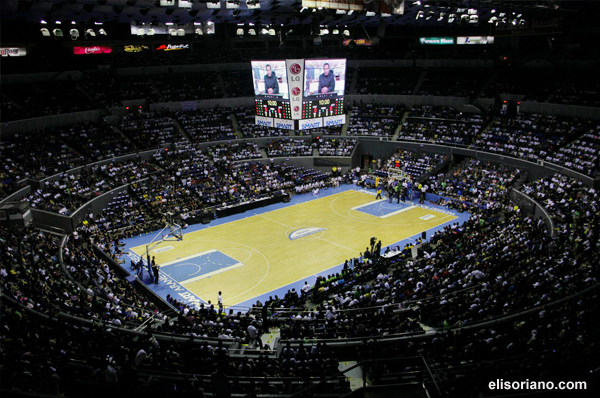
[251,58,347,130]
[302,59,346,119]
[251,60,292,120]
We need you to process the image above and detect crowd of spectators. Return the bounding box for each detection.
[417,68,488,98]
[1,80,95,121]
[355,68,421,95]
[23,157,161,214]
[521,173,598,237]
[265,138,313,157]
[473,113,583,162]
[207,142,262,162]
[426,159,521,210]
[235,107,290,138]
[399,105,483,145]
[176,108,236,142]
[222,71,254,98]
[121,110,185,148]
[378,149,445,182]
[347,116,398,137]
[59,122,135,162]
[314,137,357,156]
[153,72,223,102]
[543,130,600,177]
[2,156,600,397]
[550,72,600,107]
[80,71,161,108]
[349,102,404,118]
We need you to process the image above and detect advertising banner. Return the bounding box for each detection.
[155,43,190,51]
[0,47,27,57]
[286,59,304,120]
[298,117,323,130]
[419,37,455,45]
[323,114,346,127]
[255,116,274,128]
[457,36,495,45]
[73,46,113,55]
[273,119,295,130]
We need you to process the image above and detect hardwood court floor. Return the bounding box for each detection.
[130,190,457,307]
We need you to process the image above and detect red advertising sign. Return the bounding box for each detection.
[73,46,113,55]
[342,39,372,46]
[155,44,190,51]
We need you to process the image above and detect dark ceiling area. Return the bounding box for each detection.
[1,0,598,44]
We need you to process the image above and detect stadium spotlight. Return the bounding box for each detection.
[137,28,146,36]
[169,28,177,36]
[85,28,96,38]
[426,11,434,20]
[332,28,339,35]
[194,28,203,36]
[469,15,479,24]
[366,11,376,17]
[177,28,185,36]
[416,10,424,19]
[99,28,107,36]
[413,0,421,5]
[343,29,350,36]
[236,28,244,36]
[488,16,499,24]
[246,0,260,9]
[53,28,64,38]
[438,12,446,21]
[40,28,51,37]
[70,29,80,40]
[205,21,215,34]
[40,20,47,24]
[248,28,256,35]
[147,28,155,36]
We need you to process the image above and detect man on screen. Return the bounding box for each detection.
[263,64,279,94]
[317,63,335,94]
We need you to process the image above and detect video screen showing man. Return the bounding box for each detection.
[264,64,279,94]
[304,59,346,98]
[317,63,335,94]
[251,60,289,99]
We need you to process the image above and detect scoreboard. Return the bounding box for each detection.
[302,96,345,118]
[255,98,292,119]
[251,58,347,130]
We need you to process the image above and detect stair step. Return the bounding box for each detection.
[338,361,363,391]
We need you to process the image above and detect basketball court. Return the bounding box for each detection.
[123,185,468,310]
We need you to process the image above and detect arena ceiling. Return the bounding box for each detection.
[0,0,576,28]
